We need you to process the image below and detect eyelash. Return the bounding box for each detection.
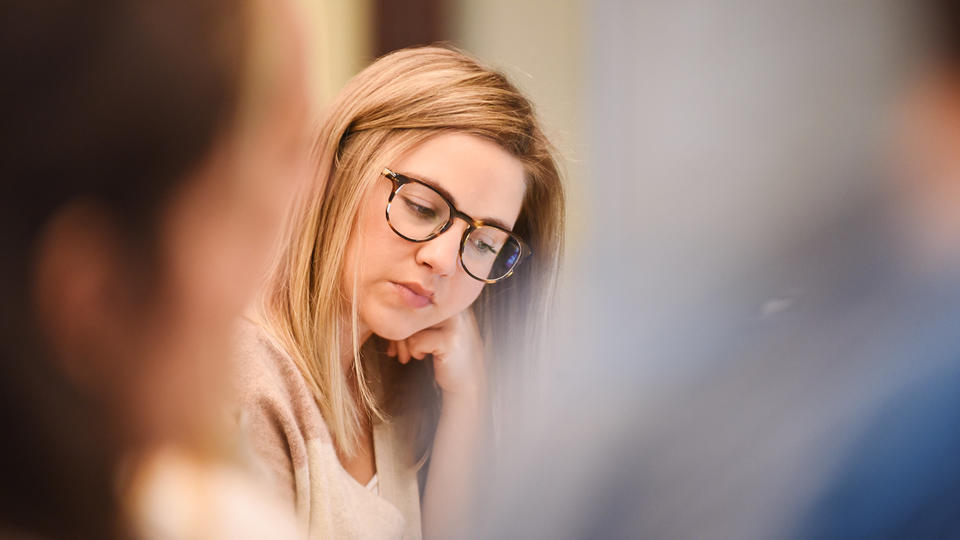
[471,237,497,254]
[405,199,436,218]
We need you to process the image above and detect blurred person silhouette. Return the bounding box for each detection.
[0,0,311,538]
[793,1,960,537]
[470,2,960,539]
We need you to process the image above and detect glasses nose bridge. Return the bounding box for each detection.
[434,208,475,239]
[451,207,477,231]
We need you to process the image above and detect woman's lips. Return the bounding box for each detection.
[392,281,434,308]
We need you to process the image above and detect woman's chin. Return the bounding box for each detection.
[369,321,421,342]
[364,304,433,341]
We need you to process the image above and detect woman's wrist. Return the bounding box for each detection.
[440,384,485,414]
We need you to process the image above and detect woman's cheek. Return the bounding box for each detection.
[444,281,486,315]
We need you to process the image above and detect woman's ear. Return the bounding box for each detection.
[31,201,135,394]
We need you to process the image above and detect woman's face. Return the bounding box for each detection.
[348,132,527,341]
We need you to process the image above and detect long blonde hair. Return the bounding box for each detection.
[257,45,565,456]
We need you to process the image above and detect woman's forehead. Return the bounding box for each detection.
[392,133,526,226]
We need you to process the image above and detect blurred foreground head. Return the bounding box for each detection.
[894,0,960,269]
[0,0,309,537]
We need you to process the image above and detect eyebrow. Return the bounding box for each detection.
[399,171,514,231]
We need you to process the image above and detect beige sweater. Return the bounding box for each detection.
[232,318,423,540]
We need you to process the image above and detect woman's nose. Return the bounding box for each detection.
[415,222,467,277]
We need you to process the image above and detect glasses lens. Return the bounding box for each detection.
[462,226,523,281]
[388,182,451,240]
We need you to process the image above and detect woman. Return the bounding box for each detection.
[235,46,565,539]
[0,0,310,537]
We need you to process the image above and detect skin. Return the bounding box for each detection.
[32,0,312,450]
[897,70,960,266]
[340,132,527,537]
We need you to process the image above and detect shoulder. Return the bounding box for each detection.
[233,317,303,406]
[230,317,332,514]
[231,317,330,453]
[795,364,960,538]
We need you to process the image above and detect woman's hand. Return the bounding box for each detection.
[385,308,486,399]
[387,309,487,539]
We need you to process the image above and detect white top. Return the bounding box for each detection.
[365,473,380,495]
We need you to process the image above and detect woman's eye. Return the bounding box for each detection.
[403,198,437,219]
[472,237,499,255]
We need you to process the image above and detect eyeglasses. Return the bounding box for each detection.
[381,168,531,283]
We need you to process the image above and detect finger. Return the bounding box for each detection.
[386,340,396,357]
[411,344,437,361]
[409,338,439,361]
[406,329,445,361]
[396,339,411,364]
[409,338,427,361]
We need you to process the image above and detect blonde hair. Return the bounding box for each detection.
[257,46,565,456]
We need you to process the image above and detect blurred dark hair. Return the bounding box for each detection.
[0,1,247,538]
[924,0,960,65]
